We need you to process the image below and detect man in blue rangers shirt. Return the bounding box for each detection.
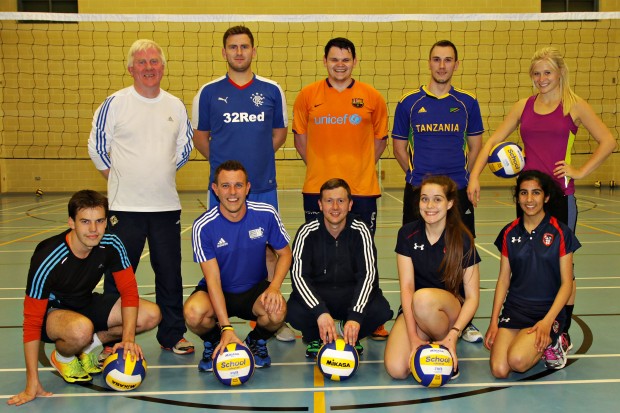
[391,40,484,343]
[191,25,288,210]
[184,160,292,371]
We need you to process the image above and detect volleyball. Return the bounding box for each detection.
[487,142,525,178]
[213,343,255,386]
[317,338,359,381]
[411,344,454,388]
[102,348,147,391]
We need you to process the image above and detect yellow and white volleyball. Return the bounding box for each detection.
[488,142,525,178]
[317,338,359,381]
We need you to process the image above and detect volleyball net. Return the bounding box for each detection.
[0,12,618,162]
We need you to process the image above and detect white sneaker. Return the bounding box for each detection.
[543,339,567,370]
[97,346,114,366]
[461,323,483,343]
[275,323,296,342]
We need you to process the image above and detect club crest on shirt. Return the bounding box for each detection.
[251,92,265,107]
[542,233,554,246]
[351,98,364,108]
[249,227,264,240]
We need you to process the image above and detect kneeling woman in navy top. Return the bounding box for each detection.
[486,170,580,377]
[384,175,480,379]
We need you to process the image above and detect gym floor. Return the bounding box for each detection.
[0,186,619,412]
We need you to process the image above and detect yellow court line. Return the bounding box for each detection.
[493,200,513,207]
[0,206,66,224]
[0,225,66,247]
[577,222,620,237]
[0,215,46,225]
[313,364,326,413]
[592,207,620,216]
[313,392,326,413]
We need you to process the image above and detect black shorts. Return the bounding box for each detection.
[498,298,565,341]
[41,293,119,343]
[192,279,271,321]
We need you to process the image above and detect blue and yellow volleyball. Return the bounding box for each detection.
[102,348,147,391]
[317,338,359,381]
[488,142,525,178]
[411,344,453,388]
[213,343,255,386]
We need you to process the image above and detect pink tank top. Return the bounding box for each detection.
[520,95,578,195]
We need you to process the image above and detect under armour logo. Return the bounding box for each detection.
[218,97,228,104]
[500,317,510,323]
[413,243,424,250]
[511,237,521,243]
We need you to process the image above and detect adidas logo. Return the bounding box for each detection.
[465,208,471,215]
[417,107,427,113]
[216,238,228,248]
[168,116,174,122]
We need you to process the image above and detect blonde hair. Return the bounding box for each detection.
[529,47,578,116]
[127,39,166,68]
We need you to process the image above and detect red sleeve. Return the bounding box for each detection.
[112,267,139,308]
[23,296,48,343]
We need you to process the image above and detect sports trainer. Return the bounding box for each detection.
[88,39,194,357]
[191,26,294,341]
[8,190,160,406]
[184,160,292,371]
[287,178,393,358]
[391,40,484,343]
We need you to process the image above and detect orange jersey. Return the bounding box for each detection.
[293,79,388,196]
